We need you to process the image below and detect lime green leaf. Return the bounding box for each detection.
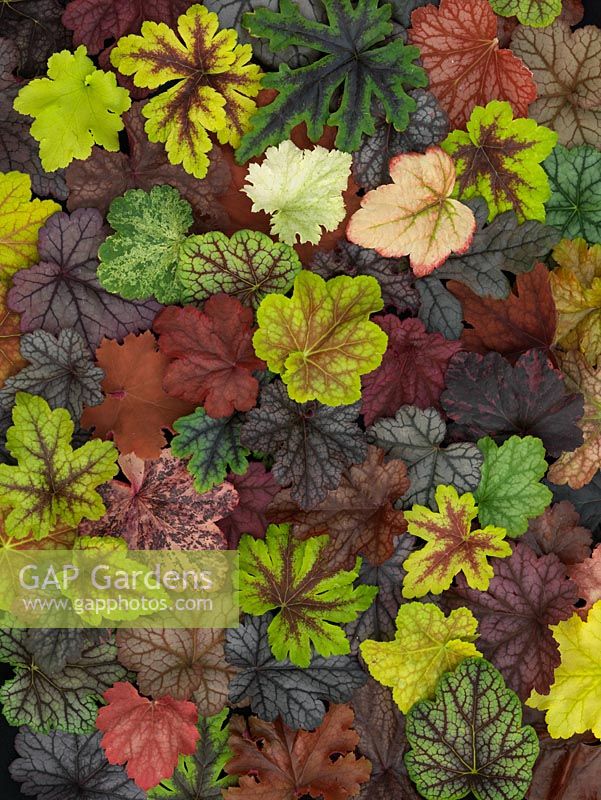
[0,392,118,539]
[475,435,553,537]
[13,45,130,172]
[360,602,482,713]
[253,270,387,405]
[238,523,378,667]
[490,0,562,27]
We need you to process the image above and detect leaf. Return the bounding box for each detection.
[527,601,601,739]
[225,612,366,730]
[10,729,144,800]
[347,147,476,276]
[408,0,537,129]
[367,405,483,508]
[223,705,371,800]
[568,545,601,615]
[238,523,377,666]
[360,602,481,713]
[81,332,193,460]
[0,0,72,79]
[0,281,25,386]
[240,380,367,509]
[544,145,601,243]
[490,0,562,25]
[0,392,118,539]
[24,629,106,675]
[0,329,104,419]
[116,628,234,715]
[13,46,131,171]
[79,450,237,550]
[402,484,511,598]
[405,658,539,800]
[178,229,301,310]
[243,141,352,246]
[236,0,427,162]
[526,734,601,800]
[443,100,557,223]
[111,4,263,178]
[6,208,160,355]
[0,629,126,733]
[268,445,408,567]
[448,263,557,362]
[97,681,200,791]
[511,21,601,147]
[548,471,601,535]
[253,270,386,405]
[474,435,553,537]
[522,501,592,565]
[441,349,585,457]
[0,171,60,281]
[361,316,461,426]
[172,408,249,494]
[217,463,280,547]
[154,297,264,417]
[98,185,193,305]
[417,276,463,340]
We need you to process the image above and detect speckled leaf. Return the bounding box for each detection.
[544,145,601,243]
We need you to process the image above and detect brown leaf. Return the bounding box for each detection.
[0,282,25,387]
[527,734,601,800]
[522,502,592,565]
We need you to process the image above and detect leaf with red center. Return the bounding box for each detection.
[217,463,280,548]
[154,295,265,418]
[522,502,592,565]
[568,545,601,614]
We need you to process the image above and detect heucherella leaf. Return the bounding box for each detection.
[402,484,511,598]
[178,229,301,309]
[0,393,118,539]
[238,523,378,667]
[475,436,553,537]
[243,141,352,245]
[489,0,561,26]
[13,46,131,171]
[442,101,557,223]
[253,271,386,405]
[98,185,193,304]
[347,147,476,276]
[236,0,427,162]
[527,601,601,739]
[360,602,482,713]
[406,658,539,800]
[544,144,601,243]
[111,4,263,178]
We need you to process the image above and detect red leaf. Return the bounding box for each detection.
[217,463,280,548]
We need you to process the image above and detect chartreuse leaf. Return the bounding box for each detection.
[402,484,511,598]
[253,271,387,405]
[360,603,482,713]
[406,658,539,800]
[528,600,601,738]
[443,101,557,223]
[238,524,378,667]
[0,392,118,539]
[489,0,561,27]
[13,46,131,171]
[475,436,553,537]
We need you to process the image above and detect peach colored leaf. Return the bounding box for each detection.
[568,545,601,615]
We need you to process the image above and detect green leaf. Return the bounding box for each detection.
[171,408,249,494]
[237,0,427,162]
[98,185,193,304]
[238,523,378,667]
[405,657,539,800]
[178,229,301,309]
[489,0,561,27]
[474,435,553,537]
[0,392,118,539]
[544,144,601,244]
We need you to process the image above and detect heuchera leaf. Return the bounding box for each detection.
[225,613,366,730]
[408,0,537,129]
[81,332,193,460]
[13,46,131,171]
[347,148,476,276]
[547,470,601,534]
[217,463,280,547]
[568,545,601,614]
[111,4,263,178]
[0,282,25,385]
[154,296,264,417]
[405,658,539,800]
[0,392,118,539]
[526,734,601,800]
[360,602,481,713]
[238,523,377,667]
[224,705,371,799]
[24,628,106,674]
[512,21,601,147]
[96,681,200,791]
[243,141,352,245]
[522,501,592,565]
[0,0,72,79]
[544,145,601,243]
[253,270,386,406]
[236,0,427,161]
[474,435,553,537]
[490,0,562,26]
[442,101,557,223]
[178,229,301,309]
[402,484,511,598]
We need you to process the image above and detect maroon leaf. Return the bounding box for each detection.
[522,502,592,566]
[217,463,280,548]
